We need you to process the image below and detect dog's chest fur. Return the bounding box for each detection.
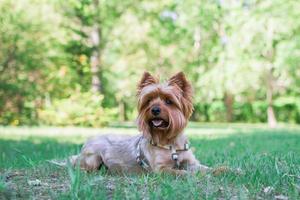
[141,135,191,171]
[150,147,189,168]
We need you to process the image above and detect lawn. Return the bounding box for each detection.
[0,124,299,199]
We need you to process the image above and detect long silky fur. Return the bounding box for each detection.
[70,72,210,176]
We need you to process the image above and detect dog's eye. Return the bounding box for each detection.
[165,99,173,105]
[147,99,151,103]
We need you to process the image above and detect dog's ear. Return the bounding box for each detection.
[168,72,193,96]
[168,72,194,118]
[137,72,158,95]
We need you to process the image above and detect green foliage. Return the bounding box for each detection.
[0,0,300,126]
[38,92,117,127]
[274,96,300,123]
[0,0,67,125]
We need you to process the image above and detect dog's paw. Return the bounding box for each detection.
[212,166,243,176]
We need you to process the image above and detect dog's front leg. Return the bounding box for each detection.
[187,162,211,174]
[155,166,188,176]
[186,155,211,174]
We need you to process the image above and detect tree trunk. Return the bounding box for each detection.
[224,92,234,122]
[204,104,210,122]
[119,100,127,121]
[90,25,102,93]
[267,104,277,128]
[266,68,277,128]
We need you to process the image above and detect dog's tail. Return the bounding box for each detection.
[46,155,79,167]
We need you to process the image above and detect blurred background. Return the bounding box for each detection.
[0,0,299,128]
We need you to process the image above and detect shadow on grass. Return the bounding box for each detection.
[0,137,81,169]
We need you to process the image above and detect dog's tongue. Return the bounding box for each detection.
[152,119,163,127]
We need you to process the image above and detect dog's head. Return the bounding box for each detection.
[137,72,193,141]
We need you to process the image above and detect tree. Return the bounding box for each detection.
[0,0,66,124]
[196,0,300,126]
[232,0,300,127]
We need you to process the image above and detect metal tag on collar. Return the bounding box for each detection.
[171,152,178,160]
[171,146,178,160]
[184,143,189,150]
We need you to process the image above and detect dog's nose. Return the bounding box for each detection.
[151,107,161,116]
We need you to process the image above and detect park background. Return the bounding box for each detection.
[1,1,300,199]
[1,0,300,128]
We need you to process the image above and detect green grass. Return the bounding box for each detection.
[0,125,300,199]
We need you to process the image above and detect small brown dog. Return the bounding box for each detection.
[70,72,210,175]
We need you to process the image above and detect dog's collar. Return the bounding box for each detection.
[136,137,151,171]
[150,139,189,169]
[150,139,189,152]
[136,137,190,170]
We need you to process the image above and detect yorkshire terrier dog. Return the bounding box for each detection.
[70,72,210,175]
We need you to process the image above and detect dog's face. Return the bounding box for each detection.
[137,72,193,140]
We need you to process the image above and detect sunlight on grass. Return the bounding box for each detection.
[0,124,299,199]
[1,123,299,141]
